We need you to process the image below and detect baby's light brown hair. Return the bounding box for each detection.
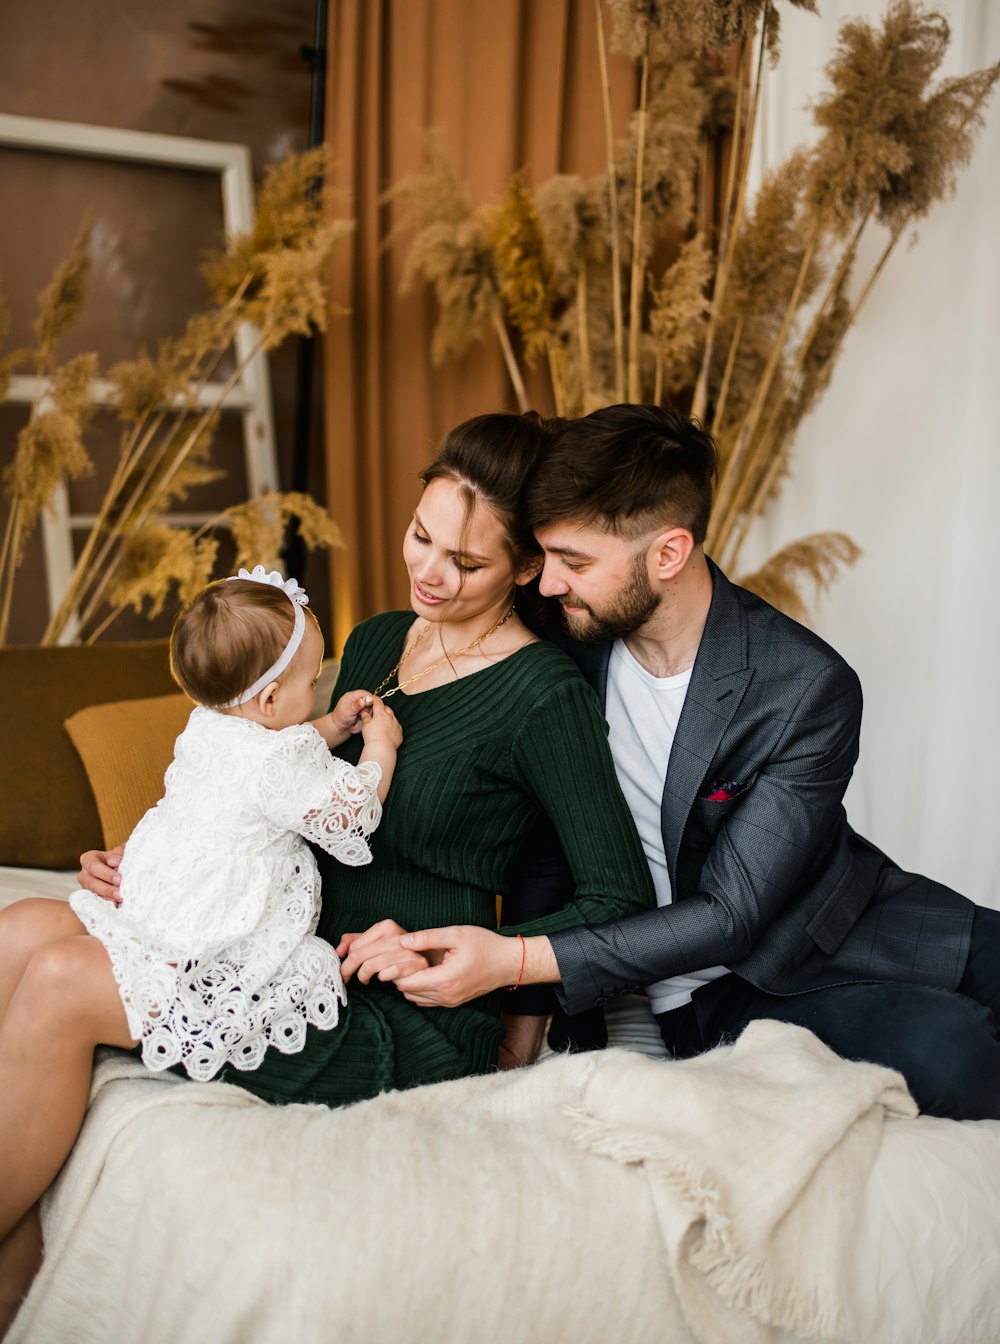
[170,579,298,709]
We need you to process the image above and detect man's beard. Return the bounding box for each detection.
[558,552,659,644]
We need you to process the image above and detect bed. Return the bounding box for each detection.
[3,864,999,1344]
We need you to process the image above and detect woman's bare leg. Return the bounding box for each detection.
[0,900,88,1021]
[0,1205,42,1337]
[0,934,136,1242]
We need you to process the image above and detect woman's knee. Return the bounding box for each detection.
[12,939,100,1036]
[0,900,82,968]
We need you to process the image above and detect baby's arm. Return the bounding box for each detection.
[279,699,401,863]
[358,696,402,804]
[312,690,375,749]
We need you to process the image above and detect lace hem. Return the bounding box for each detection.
[74,894,346,1082]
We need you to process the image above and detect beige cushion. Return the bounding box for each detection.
[65,693,193,851]
[0,641,177,868]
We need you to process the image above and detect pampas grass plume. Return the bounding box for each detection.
[738,533,862,623]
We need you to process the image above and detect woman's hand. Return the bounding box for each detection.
[77,845,125,906]
[336,919,431,985]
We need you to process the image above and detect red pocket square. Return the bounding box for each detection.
[705,788,734,801]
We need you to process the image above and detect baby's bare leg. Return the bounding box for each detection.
[0,1205,42,1337]
[0,899,87,1022]
[0,934,136,1242]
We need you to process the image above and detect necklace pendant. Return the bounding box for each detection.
[371,604,515,700]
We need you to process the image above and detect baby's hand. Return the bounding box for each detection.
[362,695,402,749]
[331,690,375,736]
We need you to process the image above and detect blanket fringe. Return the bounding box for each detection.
[569,1106,850,1342]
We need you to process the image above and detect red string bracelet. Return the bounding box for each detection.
[504,933,526,991]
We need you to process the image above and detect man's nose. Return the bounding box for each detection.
[538,558,568,597]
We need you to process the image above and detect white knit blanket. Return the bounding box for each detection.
[10,1020,915,1344]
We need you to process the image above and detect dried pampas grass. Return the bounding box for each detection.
[0,147,350,646]
[384,0,997,619]
[738,533,862,623]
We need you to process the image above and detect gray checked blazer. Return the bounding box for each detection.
[510,560,974,1018]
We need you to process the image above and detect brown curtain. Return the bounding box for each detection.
[323,0,635,648]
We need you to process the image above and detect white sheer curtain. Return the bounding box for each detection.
[738,0,1000,906]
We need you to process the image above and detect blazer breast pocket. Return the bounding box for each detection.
[685,776,755,848]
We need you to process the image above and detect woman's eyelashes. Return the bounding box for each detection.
[410,528,482,573]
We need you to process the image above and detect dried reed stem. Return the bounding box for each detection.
[627,39,650,402]
[41,398,182,643]
[42,283,249,643]
[0,499,20,605]
[722,216,890,570]
[847,228,902,329]
[576,257,592,411]
[691,43,746,422]
[693,12,768,425]
[747,213,869,481]
[710,219,821,556]
[595,0,625,400]
[490,303,529,412]
[722,406,793,571]
[46,350,222,643]
[83,507,222,645]
[653,353,663,406]
[73,343,262,641]
[0,504,22,645]
[546,340,567,417]
[697,134,712,240]
[713,314,743,433]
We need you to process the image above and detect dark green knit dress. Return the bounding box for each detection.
[219,611,654,1105]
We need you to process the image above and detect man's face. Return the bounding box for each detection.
[534,521,659,643]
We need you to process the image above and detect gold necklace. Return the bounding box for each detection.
[373,606,515,700]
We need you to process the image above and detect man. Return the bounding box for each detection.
[345,403,1000,1120]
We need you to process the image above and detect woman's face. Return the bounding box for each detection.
[402,478,518,626]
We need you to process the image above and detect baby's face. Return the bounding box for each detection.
[271,619,324,730]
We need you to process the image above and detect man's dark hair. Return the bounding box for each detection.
[523,403,718,544]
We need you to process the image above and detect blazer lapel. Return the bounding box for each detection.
[661,562,753,891]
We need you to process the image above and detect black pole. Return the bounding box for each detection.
[282,0,328,580]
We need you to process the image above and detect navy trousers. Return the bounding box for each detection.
[656,905,1000,1121]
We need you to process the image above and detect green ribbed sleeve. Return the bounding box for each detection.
[500,675,655,936]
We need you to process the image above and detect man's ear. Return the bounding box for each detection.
[648,527,694,581]
[254,681,282,719]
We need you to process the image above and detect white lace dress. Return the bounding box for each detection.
[71,706,382,1082]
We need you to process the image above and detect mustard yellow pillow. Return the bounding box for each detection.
[65,694,193,850]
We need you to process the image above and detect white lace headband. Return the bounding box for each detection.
[224,565,310,707]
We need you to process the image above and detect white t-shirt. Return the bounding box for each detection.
[605,640,729,1014]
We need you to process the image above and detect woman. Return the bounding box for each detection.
[0,412,654,1324]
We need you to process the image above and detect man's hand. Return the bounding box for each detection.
[336,919,431,984]
[391,927,530,1007]
[77,845,125,906]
